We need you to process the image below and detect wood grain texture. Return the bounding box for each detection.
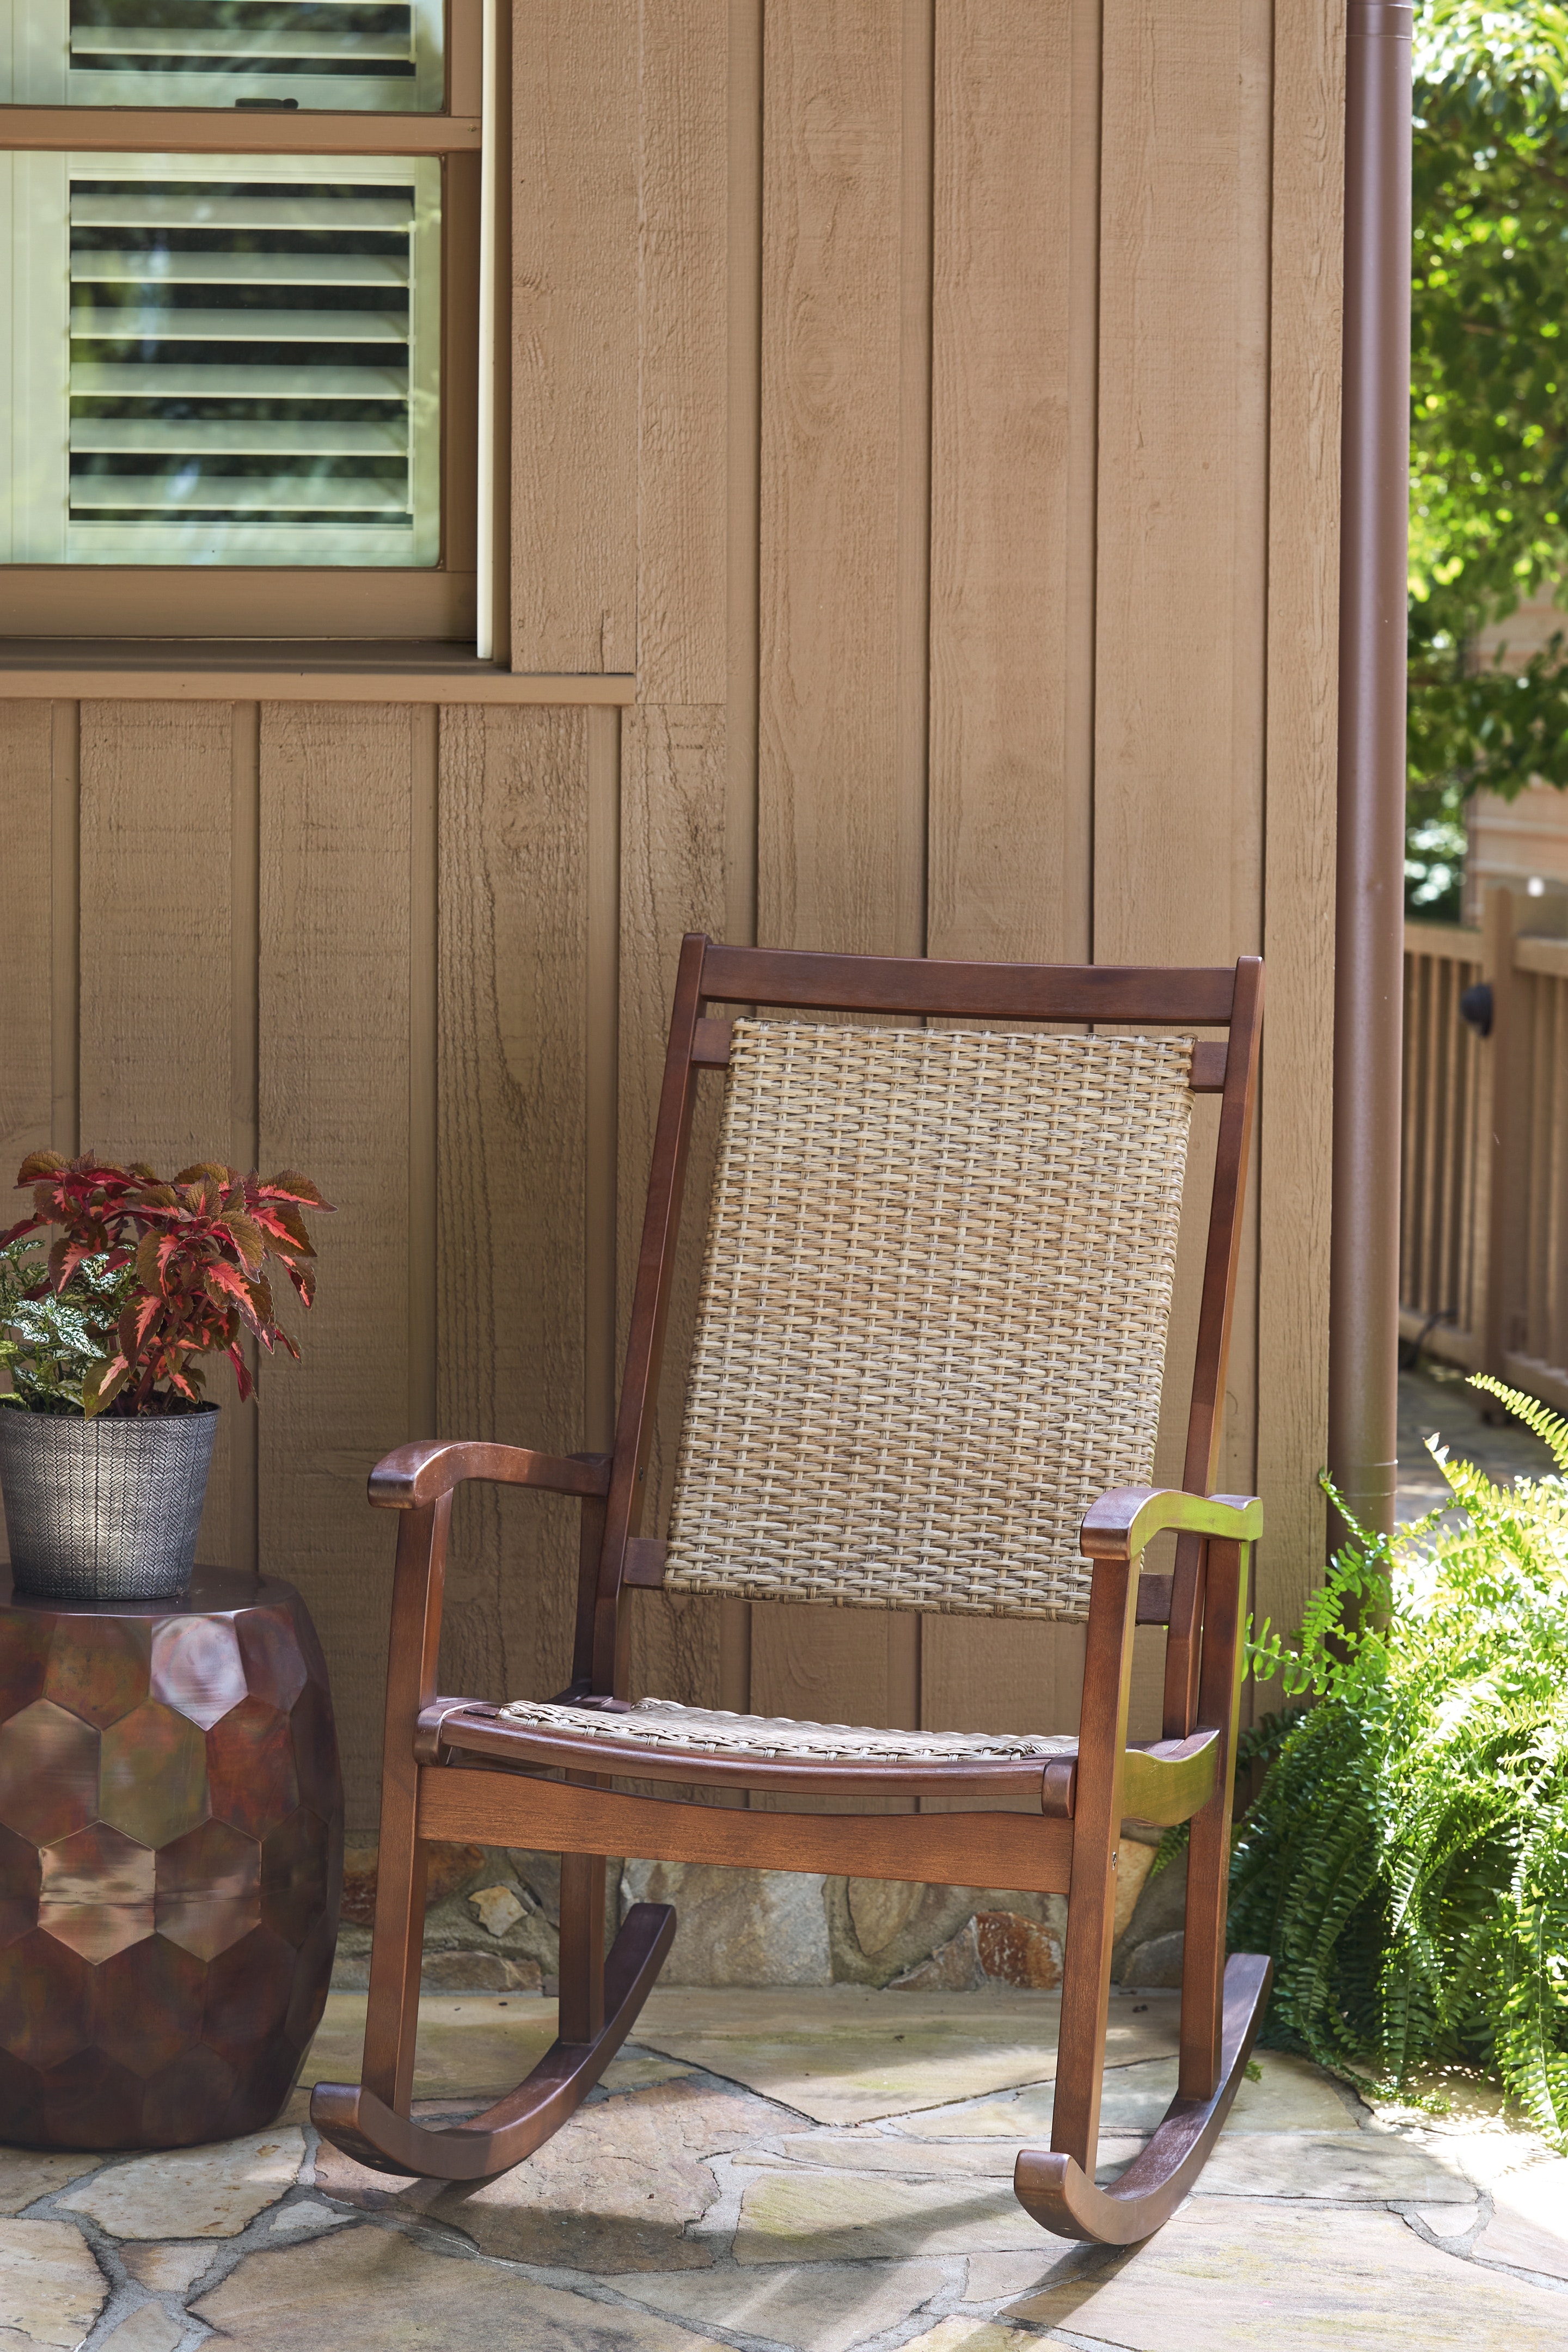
[1255,0,1343,1655]
[259,703,413,1831]
[919,0,1098,1762]
[1093,0,1273,1607]
[637,0,729,705]
[926,0,1091,967]
[50,703,79,1161]
[748,1602,918,1815]
[437,706,590,1724]
[228,703,261,1579]
[751,0,926,1762]
[617,706,727,1718]
[757,0,921,958]
[510,0,638,672]
[0,705,55,1198]
[79,700,238,1563]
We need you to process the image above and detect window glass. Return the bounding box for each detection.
[0,152,441,566]
[0,0,445,110]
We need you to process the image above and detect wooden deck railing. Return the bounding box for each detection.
[1402,889,1568,1417]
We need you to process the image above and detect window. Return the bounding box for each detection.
[0,0,490,639]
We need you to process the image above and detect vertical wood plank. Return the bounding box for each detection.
[50,702,79,1161]
[748,1604,921,1814]
[259,703,413,1833]
[752,0,929,1750]
[586,706,622,1455]
[617,705,727,1716]
[229,702,260,1578]
[1093,0,1273,1726]
[1256,0,1343,1653]
[726,0,763,957]
[437,705,590,1723]
[920,0,1099,1757]
[927,0,1093,968]
[638,0,729,706]
[510,0,638,672]
[1093,0,1271,979]
[0,705,56,1208]
[79,701,238,1566]
[757,0,922,960]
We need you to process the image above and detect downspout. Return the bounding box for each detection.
[1328,1,1412,1546]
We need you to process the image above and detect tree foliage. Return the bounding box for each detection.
[1408,3,1568,912]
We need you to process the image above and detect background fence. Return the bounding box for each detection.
[1402,888,1568,1415]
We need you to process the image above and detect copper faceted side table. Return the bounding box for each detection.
[0,1566,344,2150]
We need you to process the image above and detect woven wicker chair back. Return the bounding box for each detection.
[662,1019,1195,1623]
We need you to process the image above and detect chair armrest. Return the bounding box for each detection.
[369,1441,613,1511]
[1081,1486,1262,1563]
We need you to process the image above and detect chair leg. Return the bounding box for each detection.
[558,1851,606,2042]
[1015,1952,1272,2243]
[311,1854,676,2184]
[359,1777,429,2121]
[1015,1535,1273,2244]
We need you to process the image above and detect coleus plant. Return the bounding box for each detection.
[0,1154,333,1416]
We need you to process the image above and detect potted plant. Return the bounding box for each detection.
[0,1153,332,1601]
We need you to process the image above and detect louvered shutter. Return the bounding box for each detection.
[0,0,443,109]
[1,151,439,566]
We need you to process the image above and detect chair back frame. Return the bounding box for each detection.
[578,936,1263,1742]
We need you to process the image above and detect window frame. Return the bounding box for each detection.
[0,0,494,644]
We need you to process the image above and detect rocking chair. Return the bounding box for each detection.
[311,935,1270,2246]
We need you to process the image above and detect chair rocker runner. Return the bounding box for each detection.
[312,935,1271,2247]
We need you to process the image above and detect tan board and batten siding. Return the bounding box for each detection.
[0,0,1342,1828]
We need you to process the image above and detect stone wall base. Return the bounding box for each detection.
[332,1833,1183,1994]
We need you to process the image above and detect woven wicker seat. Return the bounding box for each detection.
[496,1695,1081,1763]
[317,935,1269,2251]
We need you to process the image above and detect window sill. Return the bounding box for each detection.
[0,643,636,705]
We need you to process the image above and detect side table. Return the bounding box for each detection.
[0,1567,343,2149]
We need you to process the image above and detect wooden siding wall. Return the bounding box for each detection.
[0,0,1343,1830]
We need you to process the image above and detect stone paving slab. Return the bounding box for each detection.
[0,2153,103,2221]
[734,2169,1069,2263]
[58,2127,304,2240]
[191,2226,732,2349]
[1473,2156,1568,2281]
[1004,2194,1568,2350]
[629,1985,1181,2125]
[322,2079,779,2275]
[897,2048,1352,2142]
[610,2258,951,2352]
[0,1986,1563,2350]
[0,2217,107,2349]
[96,2307,185,2352]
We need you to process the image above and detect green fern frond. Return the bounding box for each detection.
[1233,1408,1568,2149]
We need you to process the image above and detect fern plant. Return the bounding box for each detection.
[1231,1377,1568,2147]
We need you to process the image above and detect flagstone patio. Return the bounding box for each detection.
[2,1984,1564,2350]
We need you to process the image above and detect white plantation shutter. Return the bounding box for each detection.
[1,151,440,566]
[0,0,444,109]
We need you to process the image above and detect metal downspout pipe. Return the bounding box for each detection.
[1328,1,1412,1549]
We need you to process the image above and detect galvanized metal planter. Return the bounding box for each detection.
[0,1406,219,1601]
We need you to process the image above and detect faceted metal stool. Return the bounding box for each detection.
[0,1567,344,2149]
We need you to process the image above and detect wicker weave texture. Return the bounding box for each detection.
[497,1695,1080,1763]
[663,1020,1195,1621]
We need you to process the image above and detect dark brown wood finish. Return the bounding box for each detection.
[1015,1953,1273,2243]
[1165,956,1265,1740]
[310,937,1267,2246]
[415,1768,1077,1888]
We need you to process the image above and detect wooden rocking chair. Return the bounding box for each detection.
[312,936,1270,2246]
